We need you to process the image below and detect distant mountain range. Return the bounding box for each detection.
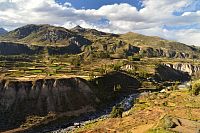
[0,28,8,35]
[0,24,199,59]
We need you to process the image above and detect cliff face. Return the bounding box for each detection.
[155,65,191,81]
[0,42,43,55]
[140,47,198,59]
[90,72,141,103]
[0,42,86,55]
[122,63,191,81]
[164,63,200,76]
[0,78,98,130]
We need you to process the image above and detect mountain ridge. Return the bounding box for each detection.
[0,24,199,59]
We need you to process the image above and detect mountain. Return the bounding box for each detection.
[0,24,91,46]
[81,30,199,59]
[0,28,8,35]
[0,24,199,58]
[118,32,199,58]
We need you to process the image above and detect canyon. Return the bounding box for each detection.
[0,72,140,132]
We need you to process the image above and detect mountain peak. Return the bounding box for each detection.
[74,25,84,29]
[0,28,8,35]
[71,25,86,32]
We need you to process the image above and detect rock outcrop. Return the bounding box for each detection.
[140,47,198,59]
[164,63,200,76]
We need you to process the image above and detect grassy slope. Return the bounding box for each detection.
[75,90,200,133]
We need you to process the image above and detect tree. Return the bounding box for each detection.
[110,106,124,118]
[98,65,107,75]
[89,71,95,80]
[71,56,81,67]
[191,81,200,96]
[113,63,121,71]
[171,81,179,91]
[128,56,141,61]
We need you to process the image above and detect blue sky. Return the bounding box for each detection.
[0,0,200,45]
[174,0,200,15]
[56,0,143,10]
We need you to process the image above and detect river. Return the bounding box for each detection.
[48,82,191,133]
[50,93,141,133]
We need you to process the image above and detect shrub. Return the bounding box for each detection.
[113,64,121,71]
[132,56,141,61]
[89,71,95,80]
[156,84,164,90]
[110,62,122,71]
[162,101,168,106]
[190,81,200,96]
[158,116,177,129]
[138,70,148,78]
[93,51,110,59]
[127,56,141,61]
[114,84,122,92]
[110,106,124,118]
[127,69,136,75]
[70,56,82,67]
[97,65,107,75]
[171,81,179,91]
[163,116,177,129]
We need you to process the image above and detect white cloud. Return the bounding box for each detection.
[164,29,200,45]
[0,0,200,45]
